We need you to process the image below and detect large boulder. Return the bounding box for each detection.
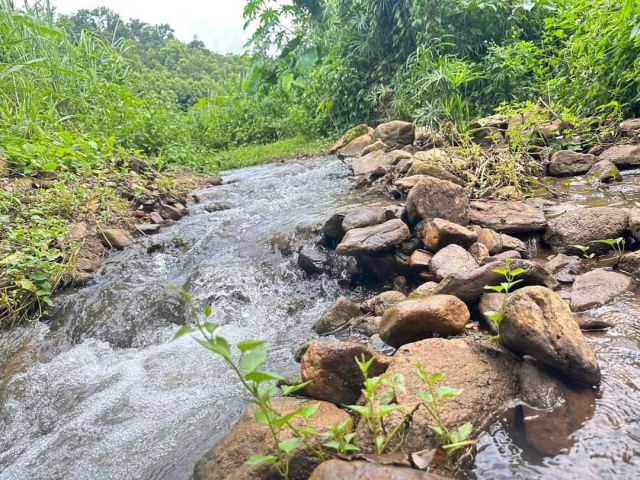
[405,178,469,225]
[408,281,439,299]
[477,228,503,255]
[356,338,520,452]
[618,119,640,137]
[423,218,478,251]
[313,296,361,334]
[338,134,373,158]
[336,219,410,256]
[193,398,350,480]
[379,296,470,347]
[352,150,396,176]
[342,207,386,231]
[362,291,407,316]
[360,140,387,157]
[372,121,415,147]
[409,250,432,271]
[543,253,582,283]
[406,161,462,185]
[501,286,600,386]
[544,207,629,253]
[434,259,559,304]
[548,150,596,176]
[331,124,372,153]
[598,144,640,168]
[429,244,478,281]
[301,341,389,404]
[570,269,632,311]
[99,228,132,249]
[323,212,346,242]
[309,460,443,480]
[469,201,546,234]
[586,159,621,183]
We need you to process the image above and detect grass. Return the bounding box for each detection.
[215,136,331,171]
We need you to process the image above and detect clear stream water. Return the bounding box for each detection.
[0,157,639,479]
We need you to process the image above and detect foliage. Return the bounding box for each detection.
[483,257,529,339]
[595,237,626,264]
[573,245,595,260]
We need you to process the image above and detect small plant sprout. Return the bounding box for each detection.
[415,364,474,456]
[572,244,595,259]
[170,287,324,479]
[594,237,626,263]
[321,419,359,454]
[483,257,528,340]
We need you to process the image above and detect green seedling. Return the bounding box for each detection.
[572,245,595,259]
[594,237,626,263]
[483,257,528,340]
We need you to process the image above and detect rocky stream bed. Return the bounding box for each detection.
[2,118,640,479]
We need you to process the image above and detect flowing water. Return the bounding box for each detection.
[0,158,639,479]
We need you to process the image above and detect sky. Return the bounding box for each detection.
[51,0,250,54]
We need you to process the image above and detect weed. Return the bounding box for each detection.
[594,237,626,264]
[573,245,595,259]
[483,257,528,340]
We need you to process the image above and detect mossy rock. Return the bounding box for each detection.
[406,161,463,185]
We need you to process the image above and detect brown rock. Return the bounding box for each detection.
[477,228,503,254]
[362,291,407,316]
[331,124,371,153]
[301,341,388,404]
[158,202,187,220]
[548,150,596,176]
[360,140,387,156]
[500,234,528,254]
[570,269,632,311]
[406,178,469,225]
[372,121,415,147]
[468,242,490,263]
[618,250,640,278]
[618,118,640,137]
[309,460,443,480]
[351,315,383,336]
[338,134,373,158]
[352,150,395,176]
[406,161,462,185]
[481,250,522,264]
[429,244,478,281]
[194,398,350,480]
[99,228,132,249]
[69,222,89,241]
[628,207,640,241]
[586,159,621,183]
[205,174,223,186]
[544,254,582,283]
[598,144,640,168]
[379,296,470,347]
[336,219,410,255]
[408,282,439,299]
[313,296,361,334]
[323,212,346,241]
[149,211,164,224]
[423,218,478,251]
[342,207,386,231]
[469,201,546,234]
[409,250,432,271]
[501,286,600,385]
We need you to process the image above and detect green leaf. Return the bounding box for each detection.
[173,324,195,340]
[278,437,303,454]
[377,404,402,418]
[491,268,509,276]
[484,285,505,293]
[30,272,48,282]
[509,268,528,277]
[437,386,463,400]
[195,337,231,361]
[237,339,267,353]
[429,425,446,436]
[344,444,360,452]
[244,371,284,383]
[322,440,340,451]
[346,404,371,418]
[379,390,395,406]
[456,422,473,441]
[375,435,385,451]
[239,348,267,374]
[417,390,434,404]
[204,305,212,318]
[254,408,278,426]
[281,381,311,396]
[296,403,320,420]
[17,279,37,292]
[247,455,277,465]
[428,372,444,384]
[203,322,219,334]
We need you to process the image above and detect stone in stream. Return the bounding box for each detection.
[501,234,528,254]
[158,201,187,220]
[628,207,640,241]
[193,397,350,480]
[322,212,346,242]
[570,269,632,312]
[501,286,601,386]
[135,223,160,235]
[378,296,470,347]
[350,315,383,337]
[598,144,640,168]
[429,244,478,281]
[480,250,522,264]
[309,460,446,480]
[313,296,361,334]
[337,133,373,158]
[618,250,640,277]
[469,200,546,234]
[342,207,386,231]
[423,218,478,251]
[548,150,596,176]
[352,150,398,176]
[355,338,520,452]
[543,254,582,283]
[405,178,469,225]
[331,124,372,153]
[618,118,640,137]
[544,207,629,253]
[372,120,415,147]
[99,228,132,249]
[336,219,410,255]
[477,228,503,254]
[586,159,621,183]
[434,259,559,304]
[300,341,389,404]
[409,249,432,271]
[407,281,439,299]
[361,291,407,316]
[360,140,387,156]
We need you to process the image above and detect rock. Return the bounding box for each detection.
[478,292,504,331]
[362,291,407,316]
[537,118,566,138]
[409,250,432,271]
[501,286,600,386]
[477,228,503,254]
[618,118,640,137]
[406,178,469,225]
[423,218,478,251]
[301,341,388,404]
[336,219,410,256]
[429,244,478,281]
[372,121,415,147]
[193,398,350,480]
[308,460,443,480]
[469,201,546,234]
[135,223,160,235]
[544,207,628,253]
[148,211,164,224]
[99,228,132,249]
[298,244,328,274]
[544,254,582,283]
[570,269,632,312]
[628,207,640,241]
[158,202,187,220]
[356,252,413,281]
[586,159,621,183]
[356,338,520,452]
[548,150,596,176]
[470,114,509,130]
[500,234,528,254]
[351,315,383,336]
[599,144,640,168]
[470,126,504,146]
[342,207,386,231]
[205,174,223,186]
[323,213,346,242]
[434,259,559,304]
[331,124,372,153]
[468,242,490,263]
[379,296,470,347]
[618,250,640,277]
[360,140,387,156]
[352,150,396,176]
[492,185,524,202]
[313,296,361,334]
[338,134,373,158]
[406,162,462,185]
[481,250,522,264]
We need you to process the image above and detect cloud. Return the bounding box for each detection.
[51,0,250,53]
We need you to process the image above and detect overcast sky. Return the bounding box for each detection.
[51,0,250,54]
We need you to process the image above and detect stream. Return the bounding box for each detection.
[0,157,639,479]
